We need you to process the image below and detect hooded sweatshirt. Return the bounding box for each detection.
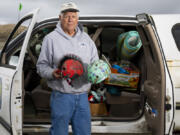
[36,22,99,94]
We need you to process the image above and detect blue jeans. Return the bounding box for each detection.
[50,90,91,135]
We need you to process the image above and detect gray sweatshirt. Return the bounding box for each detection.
[36,22,99,93]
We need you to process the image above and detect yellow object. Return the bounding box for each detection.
[104,65,139,88]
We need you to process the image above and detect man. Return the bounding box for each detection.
[36,2,99,135]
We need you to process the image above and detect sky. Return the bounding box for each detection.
[0,0,180,24]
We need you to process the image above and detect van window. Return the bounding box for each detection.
[172,24,180,51]
[1,17,32,68]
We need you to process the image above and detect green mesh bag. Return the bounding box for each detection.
[88,59,111,84]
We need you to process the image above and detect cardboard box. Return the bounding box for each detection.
[89,103,108,116]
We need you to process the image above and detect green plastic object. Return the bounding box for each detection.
[88,59,111,84]
[117,31,142,60]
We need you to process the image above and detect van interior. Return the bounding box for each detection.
[5,18,165,134]
[21,21,145,123]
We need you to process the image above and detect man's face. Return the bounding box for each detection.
[60,12,79,33]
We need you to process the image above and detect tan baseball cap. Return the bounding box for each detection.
[60,2,79,13]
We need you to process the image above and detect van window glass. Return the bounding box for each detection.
[27,26,55,67]
[172,24,180,51]
[6,19,32,67]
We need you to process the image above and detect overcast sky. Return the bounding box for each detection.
[0,0,180,24]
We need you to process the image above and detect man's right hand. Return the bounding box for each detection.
[53,69,62,79]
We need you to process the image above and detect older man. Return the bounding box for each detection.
[36,2,99,135]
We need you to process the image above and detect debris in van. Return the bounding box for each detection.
[88,88,107,103]
[104,61,139,88]
[119,60,132,72]
[88,84,108,116]
[57,54,84,86]
[101,54,112,68]
[117,31,142,60]
[87,59,111,84]
[145,102,158,118]
[112,64,129,74]
[106,86,121,95]
[89,103,108,116]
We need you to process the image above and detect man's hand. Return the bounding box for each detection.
[53,69,62,79]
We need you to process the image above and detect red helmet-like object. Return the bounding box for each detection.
[58,54,84,85]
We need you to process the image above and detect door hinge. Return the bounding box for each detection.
[136,13,149,24]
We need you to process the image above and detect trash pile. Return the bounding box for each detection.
[88,30,142,117]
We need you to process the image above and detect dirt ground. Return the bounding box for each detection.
[0,24,26,49]
[0,24,26,39]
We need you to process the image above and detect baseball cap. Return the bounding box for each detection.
[60,2,79,13]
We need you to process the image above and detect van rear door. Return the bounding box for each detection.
[0,9,39,135]
[151,14,180,133]
[137,14,175,135]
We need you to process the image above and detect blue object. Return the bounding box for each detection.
[50,90,91,135]
[112,64,129,74]
[152,109,158,115]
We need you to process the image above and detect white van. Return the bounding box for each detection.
[0,9,179,135]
